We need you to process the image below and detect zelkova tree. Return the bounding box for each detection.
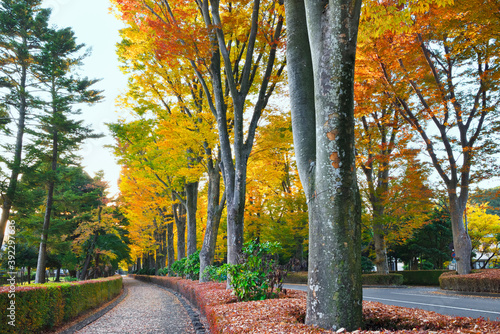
[285,0,362,330]
[32,28,102,283]
[114,20,224,262]
[112,0,286,267]
[354,44,434,273]
[364,0,500,274]
[0,0,50,247]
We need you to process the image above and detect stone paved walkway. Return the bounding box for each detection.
[75,277,197,334]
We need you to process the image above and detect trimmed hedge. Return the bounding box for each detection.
[440,269,500,293]
[392,270,451,286]
[0,275,122,334]
[362,273,403,286]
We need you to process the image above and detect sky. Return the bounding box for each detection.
[43,0,128,197]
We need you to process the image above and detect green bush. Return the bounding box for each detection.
[202,264,227,282]
[158,267,169,276]
[394,270,451,286]
[211,240,286,302]
[362,273,404,285]
[0,276,122,334]
[171,250,200,280]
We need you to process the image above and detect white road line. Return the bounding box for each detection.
[364,297,500,316]
[388,292,461,300]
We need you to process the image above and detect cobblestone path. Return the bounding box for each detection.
[75,277,197,334]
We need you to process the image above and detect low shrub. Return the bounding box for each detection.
[394,270,451,286]
[204,240,286,301]
[201,265,227,282]
[158,267,169,276]
[171,250,201,279]
[362,273,403,286]
[440,269,500,293]
[0,275,122,334]
[132,274,500,333]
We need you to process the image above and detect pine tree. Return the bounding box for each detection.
[31,27,102,283]
[0,0,50,247]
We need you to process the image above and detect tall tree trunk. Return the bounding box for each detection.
[167,222,175,275]
[136,256,142,271]
[79,231,98,280]
[185,181,199,255]
[35,126,58,284]
[373,204,389,274]
[55,267,61,282]
[173,201,186,260]
[286,0,363,330]
[79,207,102,280]
[449,193,472,274]
[0,54,28,248]
[200,158,226,281]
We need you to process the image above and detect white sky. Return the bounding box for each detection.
[43,0,127,197]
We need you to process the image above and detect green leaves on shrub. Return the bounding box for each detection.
[205,240,286,302]
[171,250,201,279]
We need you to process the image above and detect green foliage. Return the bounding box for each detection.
[396,270,451,286]
[158,267,169,276]
[202,264,228,282]
[171,250,200,279]
[362,273,404,286]
[0,276,122,333]
[390,208,453,270]
[213,240,285,302]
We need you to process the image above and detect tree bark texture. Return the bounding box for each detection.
[0,45,28,248]
[35,127,59,284]
[185,181,199,255]
[167,221,175,274]
[199,158,225,281]
[286,0,363,330]
[173,201,186,260]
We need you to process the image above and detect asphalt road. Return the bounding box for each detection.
[283,284,500,321]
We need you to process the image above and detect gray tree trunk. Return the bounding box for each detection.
[199,157,226,281]
[449,193,472,274]
[167,222,175,275]
[173,201,186,260]
[35,127,58,284]
[285,0,363,330]
[0,42,28,248]
[185,181,199,255]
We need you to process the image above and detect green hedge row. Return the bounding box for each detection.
[440,269,500,293]
[0,275,122,334]
[391,270,451,286]
[362,273,403,285]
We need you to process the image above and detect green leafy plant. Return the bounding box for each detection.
[171,251,201,279]
[202,264,228,282]
[158,267,169,276]
[214,240,286,301]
